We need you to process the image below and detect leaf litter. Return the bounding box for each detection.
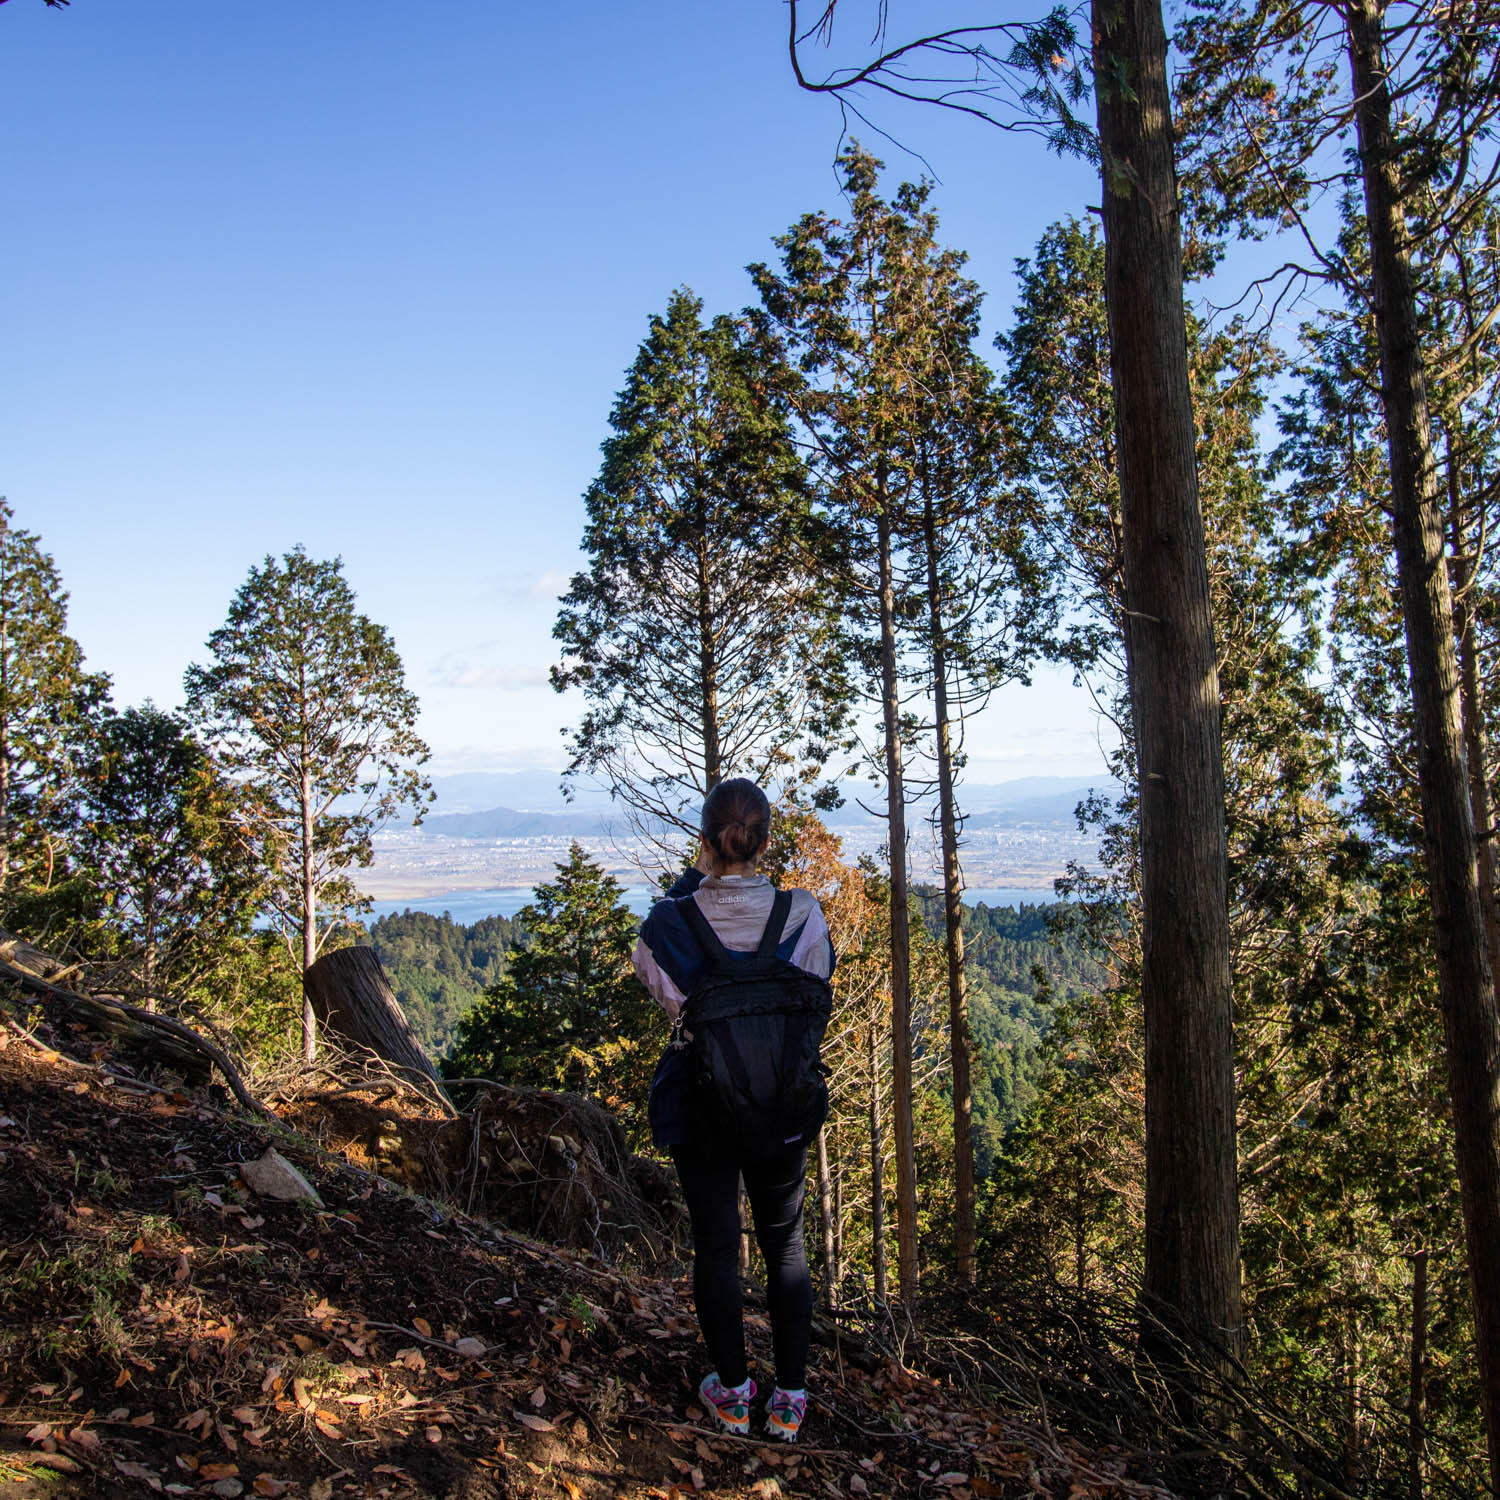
[0,1004,1172,1498]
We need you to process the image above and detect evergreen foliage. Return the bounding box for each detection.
[1174,8,1500,1475]
[753,144,968,1301]
[911,887,1101,1177]
[194,931,307,1065]
[442,845,662,1146]
[983,209,1494,1484]
[911,889,1101,997]
[74,704,263,996]
[184,547,432,1058]
[0,498,111,919]
[1267,203,1495,1486]
[361,908,522,1059]
[552,289,845,861]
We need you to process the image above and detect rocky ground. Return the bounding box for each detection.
[0,1000,1169,1500]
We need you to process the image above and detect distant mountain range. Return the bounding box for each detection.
[413,773,1119,842]
[420,770,613,816]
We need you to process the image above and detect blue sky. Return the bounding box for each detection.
[5,0,1113,783]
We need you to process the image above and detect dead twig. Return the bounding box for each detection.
[0,957,275,1122]
[0,1014,59,1056]
[355,1320,495,1358]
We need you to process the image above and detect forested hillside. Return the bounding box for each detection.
[910,887,1103,1174]
[362,887,1100,1170]
[358,909,523,1059]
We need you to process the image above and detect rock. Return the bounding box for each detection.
[240,1148,322,1205]
[452,1337,488,1359]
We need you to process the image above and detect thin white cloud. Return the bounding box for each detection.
[531,569,572,599]
[427,746,569,775]
[430,657,552,691]
[478,569,573,605]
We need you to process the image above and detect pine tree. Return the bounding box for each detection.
[998,216,1354,1397]
[778,2,1242,1362]
[755,147,1055,1296]
[553,290,844,862]
[1175,3,1500,1468]
[0,498,110,912]
[753,146,952,1303]
[442,844,661,1145]
[990,209,1496,1480]
[184,547,431,1059]
[75,704,263,999]
[1268,203,1500,1485]
[904,253,1053,1287]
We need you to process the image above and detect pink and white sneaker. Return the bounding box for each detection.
[698,1372,755,1436]
[765,1386,806,1442]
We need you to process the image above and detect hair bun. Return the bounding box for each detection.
[702,778,771,865]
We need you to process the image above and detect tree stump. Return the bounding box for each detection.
[303,946,454,1113]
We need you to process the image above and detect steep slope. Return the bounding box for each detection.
[0,1006,1169,1499]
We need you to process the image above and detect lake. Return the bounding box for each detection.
[367,884,1063,925]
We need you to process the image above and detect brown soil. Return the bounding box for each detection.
[0,1000,1166,1500]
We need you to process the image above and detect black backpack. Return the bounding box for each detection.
[678,889,833,1159]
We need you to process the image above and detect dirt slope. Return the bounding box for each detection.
[0,1013,1167,1500]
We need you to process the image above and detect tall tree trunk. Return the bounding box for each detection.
[300,763,317,1061]
[1409,1247,1429,1500]
[142,892,158,1013]
[1446,448,1500,989]
[1343,1301,1365,1486]
[1348,5,1500,1482]
[1074,1171,1087,1296]
[921,495,976,1285]
[876,501,919,1303]
[696,536,722,790]
[1092,0,1242,1362]
[816,1128,838,1310]
[869,1006,887,1304]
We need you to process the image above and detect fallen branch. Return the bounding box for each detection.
[355,1319,493,1357]
[634,1414,853,1460]
[0,957,275,1122]
[0,1014,61,1059]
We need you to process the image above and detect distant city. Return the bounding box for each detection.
[362,770,1114,917]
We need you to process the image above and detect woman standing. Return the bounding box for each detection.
[633,779,834,1443]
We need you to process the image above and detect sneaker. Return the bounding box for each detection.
[698,1372,755,1436]
[765,1386,806,1442]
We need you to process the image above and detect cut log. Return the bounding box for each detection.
[303,946,455,1114]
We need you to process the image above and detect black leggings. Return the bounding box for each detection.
[671,1143,812,1391]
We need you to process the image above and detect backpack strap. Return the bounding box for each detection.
[676,891,734,972]
[754,890,795,968]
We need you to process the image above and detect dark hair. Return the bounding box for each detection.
[702,778,771,865]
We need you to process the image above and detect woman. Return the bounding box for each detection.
[633,778,834,1444]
